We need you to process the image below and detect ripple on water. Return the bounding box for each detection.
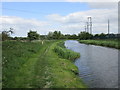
[65,40,118,88]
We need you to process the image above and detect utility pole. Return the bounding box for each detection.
[86,22,89,33]
[85,25,86,32]
[108,19,110,35]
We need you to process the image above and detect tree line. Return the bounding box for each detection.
[1,28,120,41]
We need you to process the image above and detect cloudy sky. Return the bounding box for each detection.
[1,0,118,37]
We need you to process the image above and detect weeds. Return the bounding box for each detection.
[2,40,87,88]
[54,41,80,61]
[79,39,120,49]
[2,41,48,87]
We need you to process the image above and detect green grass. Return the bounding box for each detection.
[2,40,54,88]
[54,41,80,61]
[2,40,87,88]
[79,39,120,49]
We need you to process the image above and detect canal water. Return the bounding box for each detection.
[65,40,119,88]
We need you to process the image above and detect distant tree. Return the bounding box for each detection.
[47,31,66,40]
[108,33,115,39]
[2,28,14,41]
[60,34,66,39]
[65,34,71,39]
[27,30,40,41]
[70,34,78,39]
[40,35,47,40]
[14,37,20,41]
[58,31,61,39]
[99,33,106,39]
[78,31,93,40]
[53,31,58,39]
[93,34,99,39]
[47,32,54,40]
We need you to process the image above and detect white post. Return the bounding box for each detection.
[42,40,44,45]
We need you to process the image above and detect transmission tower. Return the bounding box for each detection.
[88,17,92,34]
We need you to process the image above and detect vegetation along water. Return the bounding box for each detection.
[79,39,120,49]
[2,40,87,88]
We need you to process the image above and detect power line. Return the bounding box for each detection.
[2,8,52,15]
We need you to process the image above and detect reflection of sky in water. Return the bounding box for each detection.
[65,40,118,88]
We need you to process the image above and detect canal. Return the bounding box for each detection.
[65,40,119,88]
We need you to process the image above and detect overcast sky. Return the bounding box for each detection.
[1,0,118,37]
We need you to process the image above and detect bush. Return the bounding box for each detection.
[54,41,80,61]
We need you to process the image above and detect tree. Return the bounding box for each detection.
[48,31,63,39]
[53,31,59,39]
[70,34,78,39]
[2,28,14,41]
[27,30,40,41]
[78,31,93,40]
[47,32,54,40]
[99,33,106,39]
[94,34,99,39]
[65,34,71,39]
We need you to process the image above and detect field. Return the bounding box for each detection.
[2,40,87,88]
[79,39,120,49]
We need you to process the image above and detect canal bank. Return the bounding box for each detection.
[79,40,120,49]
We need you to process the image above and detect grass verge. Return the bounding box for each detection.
[2,40,87,88]
[2,40,54,88]
[54,41,80,61]
[79,39,120,49]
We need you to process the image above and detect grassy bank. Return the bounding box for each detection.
[2,40,87,88]
[2,40,54,88]
[79,39,120,49]
[54,41,80,61]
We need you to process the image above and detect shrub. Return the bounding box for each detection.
[54,41,80,61]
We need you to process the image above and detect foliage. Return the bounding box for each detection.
[2,28,14,41]
[78,31,93,40]
[53,31,61,39]
[27,30,40,41]
[47,31,66,40]
[13,37,28,41]
[2,40,87,88]
[40,35,47,40]
[47,32,54,40]
[54,41,80,61]
[2,41,44,87]
[70,34,78,39]
[94,33,106,39]
[2,28,119,41]
[79,39,120,49]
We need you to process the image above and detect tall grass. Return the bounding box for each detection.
[79,39,120,49]
[46,41,86,88]
[2,40,87,88]
[54,41,80,61]
[2,41,48,87]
